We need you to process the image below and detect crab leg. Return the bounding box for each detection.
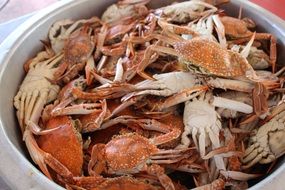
[158,19,200,37]
[106,96,142,120]
[232,33,277,73]
[212,15,227,48]
[72,83,135,100]
[102,115,173,132]
[82,100,108,133]
[91,71,112,85]
[150,149,192,163]
[113,58,124,82]
[157,86,208,111]
[220,170,261,181]
[203,136,243,159]
[51,103,103,116]
[146,164,175,190]
[101,115,181,144]
[85,56,96,85]
[96,55,108,72]
[30,91,49,126]
[207,78,253,92]
[212,96,253,114]
[252,82,269,116]
[94,24,108,60]
[150,128,181,145]
[27,120,63,135]
[168,163,205,173]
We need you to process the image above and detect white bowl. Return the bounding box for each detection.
[0,0,285,189]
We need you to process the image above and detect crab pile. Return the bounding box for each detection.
[13,0,285,189]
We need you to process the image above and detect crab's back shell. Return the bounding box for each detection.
[105,134,158,171]
[64,29,93,63]
[91,176,160,190]
[174,37,249,77]
[37,116,83,176]
[220,16,252,38]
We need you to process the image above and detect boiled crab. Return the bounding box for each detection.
[36,116,83,177]
[88,132,190,190]
[49,17,101,54]
[158,0,218,23]
[130,23,258,80]
[14,54,63,131]
[242,103,285,169]
[54,25,95,83]
[220,16,277,72]
[101,0,149,24]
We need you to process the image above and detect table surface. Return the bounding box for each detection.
[0,0,284,189]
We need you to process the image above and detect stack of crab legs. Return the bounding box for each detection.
[13,0,285,189]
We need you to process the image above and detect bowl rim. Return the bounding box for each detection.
[0,0,285,189]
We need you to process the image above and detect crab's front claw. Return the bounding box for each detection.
[242,110,285,169]
[51,103,102,117]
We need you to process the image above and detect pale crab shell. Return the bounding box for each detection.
[180,98,225,171]
[160,0,217,23]
[246,46,271,70]
[242,110,285,168]
[181,99,222,152]
[13,55,62,130]
[101,2,148,24]
[122,71,199,101]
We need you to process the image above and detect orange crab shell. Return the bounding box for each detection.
[79,111,103,129]
[220,16,253,39]
[104,133,159,172]
[64,27,94,63]
[91,176,162,190]
[157,112,184,149]
[37,116,83,176]
[174,37,251,77]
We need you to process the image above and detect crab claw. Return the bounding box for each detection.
[51,103,103,116]
[156,85,209,111]
[80,100,109,133]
